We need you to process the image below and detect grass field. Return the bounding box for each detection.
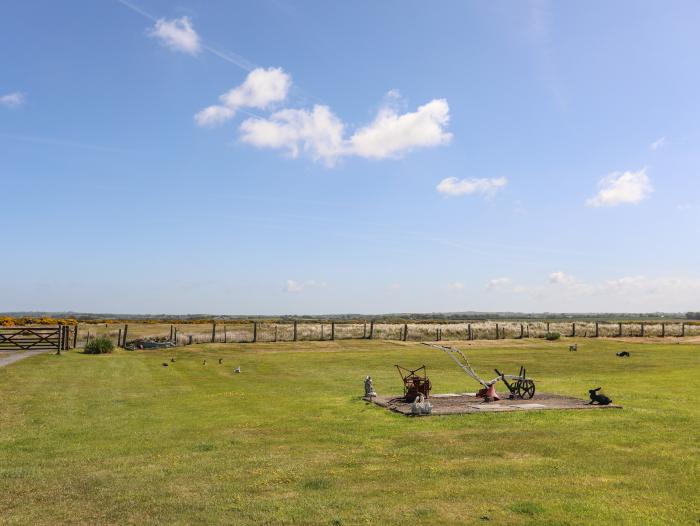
[1,339,698,525]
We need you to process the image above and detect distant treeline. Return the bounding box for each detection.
[1,311,698,326]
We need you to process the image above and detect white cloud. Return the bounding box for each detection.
[284,279,327,293]
[304,279,327,288]
[220,67,291,110]
[512,273,700,310]
[241,105,345,164]
[485,277,512,290]
[150,16,201,55]
[448,281,465,291]
[195,67,292,127]
[285,280,303,293]
[348,99,452,159]
[0,92,25,109]
[549,271,576,285]
[238,92,451,165]
[598,276,700,305]
[194,105,236,127]
[436,176,507,197]
[650,136,666,151]
[586,168,653,207]
[602,275,648,291]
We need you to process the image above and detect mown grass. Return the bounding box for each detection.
[0,339,698,525]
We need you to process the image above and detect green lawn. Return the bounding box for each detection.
[0,339,698,525]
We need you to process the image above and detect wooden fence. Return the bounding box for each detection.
[107,320,697,348]
[5,321,695,352]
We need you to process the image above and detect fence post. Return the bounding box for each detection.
[174,328,177,345]
[369,321,374,339]
[572,322,576,337]
[320,323,324,341]
[661,323,665,337]
[618,322,623,337]
[211,322,216,343]
[640,322,645,337]
[293,321,298,341]
[188,335,192,345]
[331,322,335,341]
[123,324,128,346]
[363,323,367,339]
[595,322,599,338]
[468,323,472,340]
[520,324,524,339]
[546,322,550,333]
[56,324,62,354]
[403,323,408,342]
[274,325,278,342]
[224,325,227,343]
[681,323,685,337]
[495,323,499,340]
[253,322,257,343]
[72,325,78,348]
[118,328,122,348]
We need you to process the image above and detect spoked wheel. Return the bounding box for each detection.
[516,379,536,400]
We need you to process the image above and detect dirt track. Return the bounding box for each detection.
[0,349,51,368]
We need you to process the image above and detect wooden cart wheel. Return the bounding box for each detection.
[517,379,536,400]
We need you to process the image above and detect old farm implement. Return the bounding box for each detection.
[426,343,535,401]
[395,364,432,401]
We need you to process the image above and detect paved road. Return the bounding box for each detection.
[0,349,52,368]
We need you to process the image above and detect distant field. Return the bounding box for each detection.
[1,339,698,525]
[72,319,700,346]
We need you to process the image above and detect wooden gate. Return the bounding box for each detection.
[0,326,65,352]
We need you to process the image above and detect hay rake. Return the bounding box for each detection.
[425,343,535,400]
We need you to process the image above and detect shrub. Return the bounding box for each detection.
[84,336,114,354]
[545,332,561,341]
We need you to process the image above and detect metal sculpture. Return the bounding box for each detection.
[425,343,535,401]
[395,364,432,401]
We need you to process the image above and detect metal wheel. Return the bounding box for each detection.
[517,379,536,400]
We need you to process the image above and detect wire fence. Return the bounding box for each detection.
[67,320,700,348]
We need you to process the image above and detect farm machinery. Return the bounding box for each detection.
[395,364,432,402]
[425,343,536,401]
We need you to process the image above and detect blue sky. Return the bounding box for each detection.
[1,0,699,314]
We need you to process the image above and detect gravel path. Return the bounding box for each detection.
[0,349,52,368]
